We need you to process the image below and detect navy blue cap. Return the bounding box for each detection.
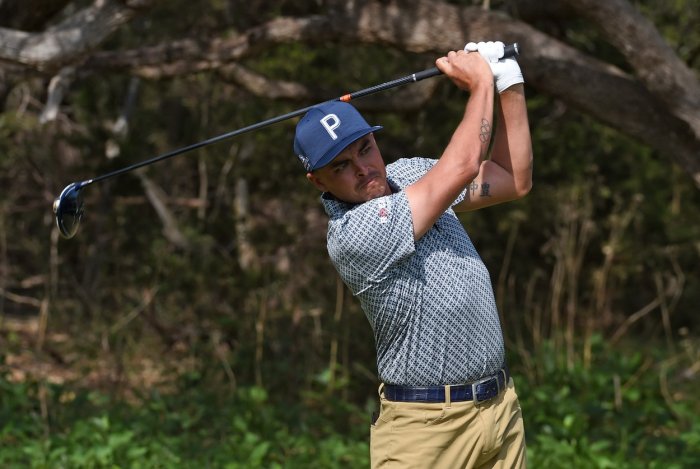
[294,101,382,172]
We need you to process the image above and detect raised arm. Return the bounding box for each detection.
[404,50,495,240]
[454,42,533,212]
[453,84,533,211]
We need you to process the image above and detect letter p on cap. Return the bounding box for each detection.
[320,114,341,140]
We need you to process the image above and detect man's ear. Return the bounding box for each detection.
[306,172,327,192]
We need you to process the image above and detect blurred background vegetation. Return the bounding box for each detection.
[1,0,698,467]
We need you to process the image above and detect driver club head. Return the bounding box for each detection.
[53,182,84,239]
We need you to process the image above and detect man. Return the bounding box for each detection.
[294,42,532,468]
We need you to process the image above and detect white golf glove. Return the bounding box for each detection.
[465,41,523,93]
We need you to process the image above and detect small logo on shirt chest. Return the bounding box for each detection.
[377,200,390,224]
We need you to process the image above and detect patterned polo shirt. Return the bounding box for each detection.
[321,157,505,386]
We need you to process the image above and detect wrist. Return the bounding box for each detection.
[498,83,525,95]
[496,76,524,93]
[470,77,495,95]
[493,59,524,93]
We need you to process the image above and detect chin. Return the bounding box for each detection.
[364,184,387,201]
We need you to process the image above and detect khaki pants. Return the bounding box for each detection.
[370,378,526,468]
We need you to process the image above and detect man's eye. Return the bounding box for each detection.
[360,146,371,155]
[334,162,347,172]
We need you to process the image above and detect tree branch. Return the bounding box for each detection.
[217,63,310,100]
[136,171,190,249]
[85,15,333,73]
[560,0,700,146]
[39,65,74,123]
[0,0,149,71]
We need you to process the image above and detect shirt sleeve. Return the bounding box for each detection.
[389,157,468,207]
[327,190,415,294]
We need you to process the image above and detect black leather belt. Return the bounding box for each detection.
[383,367,509,403]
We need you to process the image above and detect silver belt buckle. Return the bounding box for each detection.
[471,374,497,404]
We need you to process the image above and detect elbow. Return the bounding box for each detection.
[514,169,533,199]
[515,178,532,199]
[514,153,534,199]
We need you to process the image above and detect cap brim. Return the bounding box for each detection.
[311,126,383,171]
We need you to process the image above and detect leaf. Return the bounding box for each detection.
[248,441,270,464]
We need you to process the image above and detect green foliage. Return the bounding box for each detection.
[2,337,698,468]
[520,336,700,468]
[0,373,369,468]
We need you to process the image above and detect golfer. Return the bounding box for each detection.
[294,42,532,468]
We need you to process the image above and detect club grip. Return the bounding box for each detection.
[412,42,520,82]
[504,42,519,58]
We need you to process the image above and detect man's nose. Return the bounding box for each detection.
[353,158,369,175]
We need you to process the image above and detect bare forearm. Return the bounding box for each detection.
[491,85,533,196]
[442,84,494,176]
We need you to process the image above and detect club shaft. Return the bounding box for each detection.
[79,43,519,188]
[84,105,316,186]
[85,69,435,186]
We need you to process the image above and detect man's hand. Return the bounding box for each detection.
[465,41,524,93]
[435,49,494,93]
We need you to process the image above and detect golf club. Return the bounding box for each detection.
[53,43,519,239]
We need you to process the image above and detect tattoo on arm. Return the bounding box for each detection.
[468,182,492,197]
[480,182,491,197]
[479,119,491,143]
